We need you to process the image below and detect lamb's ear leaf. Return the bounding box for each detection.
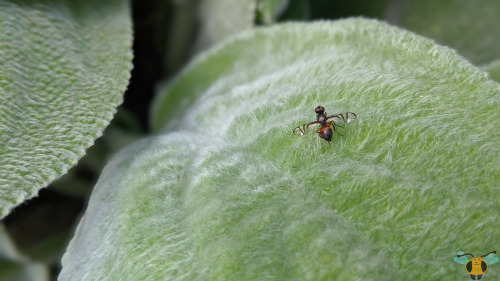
[192,0,256,54]
[0,0,132,218]
[256,0,292,24]
[164,0,256,73]
[65,19,499,280]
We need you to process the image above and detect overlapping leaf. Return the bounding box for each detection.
[0,0,132,218]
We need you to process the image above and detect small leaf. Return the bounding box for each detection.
[65,19,500,280]
[192,0,256,53]
[0,0,132,217]
[255,0,289,24]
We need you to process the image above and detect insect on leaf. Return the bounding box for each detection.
[62,19,500,280]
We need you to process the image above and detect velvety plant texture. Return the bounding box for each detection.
[1,0,499,280]
[0,0,132,218]
[59,19,500,280]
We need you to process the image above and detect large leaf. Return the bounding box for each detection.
[0,0,132,217]
[61,19,500,280]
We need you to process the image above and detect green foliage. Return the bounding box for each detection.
[303,0,500,81]
[2,0,499,280]
[255,0,289,24]
[192,0,256,53]
[388,0,500,66]
[0,0,132,218]
[61,19,500,280]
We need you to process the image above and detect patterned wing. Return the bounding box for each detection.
[327,112,357,123]
[293,121,320,136]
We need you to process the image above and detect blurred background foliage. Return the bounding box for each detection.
[2,0,499,280]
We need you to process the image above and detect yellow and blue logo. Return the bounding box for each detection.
[454,251,498,280]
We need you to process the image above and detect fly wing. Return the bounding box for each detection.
[328,112,357,123]
[293,122,320,136]
[305,122,320,132]
[454,251,470,264]
[483,252,499,265]
[344,112,357,123]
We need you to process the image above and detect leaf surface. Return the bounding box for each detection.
[0,0,132,217]
[192,0,256,53]
[63,19,500,280]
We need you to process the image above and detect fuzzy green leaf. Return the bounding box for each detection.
[192,0,256,53]
[0,0,132,217]
[62,19,500,280]
[255,0,289,24]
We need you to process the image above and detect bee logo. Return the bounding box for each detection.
[454,251,498,280]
